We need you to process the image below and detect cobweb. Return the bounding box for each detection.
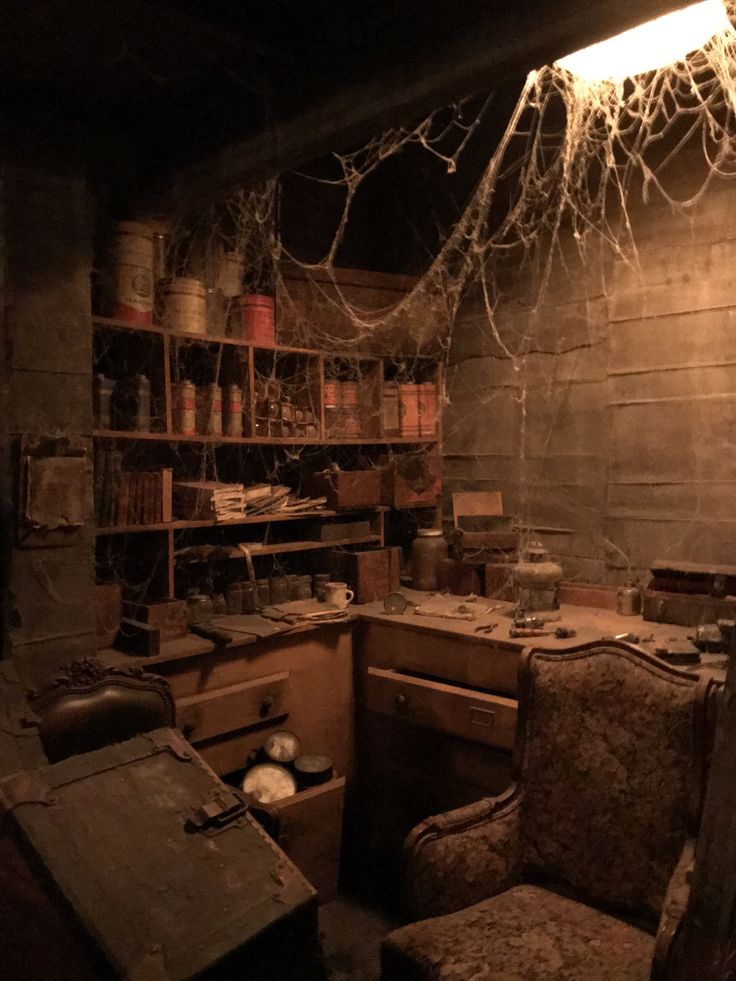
[96,3,736,599]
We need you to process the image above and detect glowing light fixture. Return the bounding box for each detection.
[556,0,731,81]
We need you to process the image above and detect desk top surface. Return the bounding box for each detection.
[98,589,727,680]
[356,589,727,680]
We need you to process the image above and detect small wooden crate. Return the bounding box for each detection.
[302,470,381,508]
[328,546,400,603]
[380,454,441,507]
[123,599,188,641]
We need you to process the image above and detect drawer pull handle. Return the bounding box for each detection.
[469,706,495,729]
[260,695,276,717]
[394,693,409,712]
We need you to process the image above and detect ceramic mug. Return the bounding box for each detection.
[324,581,354,610]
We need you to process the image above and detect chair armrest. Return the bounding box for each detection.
[403,784,523,921]
[651,839,695,981]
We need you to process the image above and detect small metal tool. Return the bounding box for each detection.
[554,626,577,639]
[509,627,551,638]
[474,622,498,635]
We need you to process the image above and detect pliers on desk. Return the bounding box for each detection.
[474,622,497,634]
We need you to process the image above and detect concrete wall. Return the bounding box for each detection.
[1,154,96,681]
[444,172,736,584]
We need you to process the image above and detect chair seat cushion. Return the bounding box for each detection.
[382,885,655,981]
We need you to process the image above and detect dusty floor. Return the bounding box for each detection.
[320,895,397,981]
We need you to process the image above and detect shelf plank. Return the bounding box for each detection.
[92,316,441,362]
[93,429,437,446]
[96,506,390,536]
[204,534,383,558]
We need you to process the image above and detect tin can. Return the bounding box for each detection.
[159,277,206,334]
[94,374,115,430]
[133,374,151,432]
[617,583,642,617]
[223,384,243,438]
[173,379,196,435]
[229,295,275,345]
[109,220,154,325]
[197,383,222,436]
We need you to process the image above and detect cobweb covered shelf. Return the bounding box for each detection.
[92,279,444,612]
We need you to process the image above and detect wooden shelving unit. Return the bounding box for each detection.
[93,312,443,602]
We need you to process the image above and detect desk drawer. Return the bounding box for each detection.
[364,667,516,750]
[176,671,290,743]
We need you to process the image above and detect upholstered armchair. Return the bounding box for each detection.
[382,642,720,981]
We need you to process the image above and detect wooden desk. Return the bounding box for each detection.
[351,592,721,902]
[100,620,354,903]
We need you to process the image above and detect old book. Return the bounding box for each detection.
[117,472,130,527]
[161,468,172,523]
[108,449,122,527]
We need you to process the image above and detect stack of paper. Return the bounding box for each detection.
[174,481,246,522]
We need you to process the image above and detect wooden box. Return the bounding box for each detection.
[302,470,381,508]
[380,454,441,507]
[94,582,122,649]
[329,546,399,603]
[319,519,372,542]
[0,728,318,980]
[123,599,188,641]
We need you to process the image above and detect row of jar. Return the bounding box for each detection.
[185,572,330,620]
[172,381,321,439]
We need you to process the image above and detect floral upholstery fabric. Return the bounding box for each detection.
[405,794,522,921]
[382,884,655,981]
[519,648,696,918]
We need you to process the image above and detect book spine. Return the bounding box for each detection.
[109,450,122,527]
[117,472,130,527]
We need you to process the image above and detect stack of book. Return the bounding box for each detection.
[173,481,247,522]
[94,448,172,528]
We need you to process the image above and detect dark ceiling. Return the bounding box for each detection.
[2,0,688,199]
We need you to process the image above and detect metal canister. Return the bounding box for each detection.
[223,383,243,438]
[133,374,151,432]
[617,583,642,617]
[108,220,154,325]
[173,379,196,434]
[93,374,115,430]
[197,383,222,436]
[297,575,313,600]
[159,276,206,334]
